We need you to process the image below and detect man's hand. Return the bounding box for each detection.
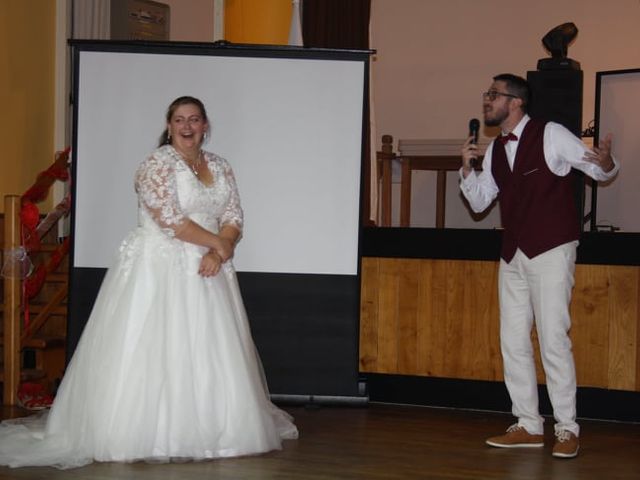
[461,136,479,177]
[584,133,614,172]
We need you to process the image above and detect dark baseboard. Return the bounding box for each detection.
[362,373,640,423]
[362,227,640,266]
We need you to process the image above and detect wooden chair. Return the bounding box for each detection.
[377,137,486,227]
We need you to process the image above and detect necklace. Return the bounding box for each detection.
[186,151,204,177]
[168,146,204,178]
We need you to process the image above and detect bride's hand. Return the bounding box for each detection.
[212,236,235,262]
[198,251,222,277]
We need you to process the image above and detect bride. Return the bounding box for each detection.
[0,96,298,469]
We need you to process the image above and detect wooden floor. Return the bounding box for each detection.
[0,403,638,479]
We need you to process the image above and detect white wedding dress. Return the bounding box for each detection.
[0,145,298,469]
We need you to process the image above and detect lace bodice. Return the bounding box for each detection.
[134,145,243,237]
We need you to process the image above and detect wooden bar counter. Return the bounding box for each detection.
[359,228,640,393]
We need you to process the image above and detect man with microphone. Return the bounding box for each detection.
[459,73,618,459]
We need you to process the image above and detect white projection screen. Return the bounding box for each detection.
[594,68,640,232]
[72,44,367,275]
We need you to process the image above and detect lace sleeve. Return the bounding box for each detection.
[219,158,244,233]
[134,152,187,237]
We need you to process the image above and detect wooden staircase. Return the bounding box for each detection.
[1,198,68,405]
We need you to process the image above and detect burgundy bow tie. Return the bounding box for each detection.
[498,132,518,145]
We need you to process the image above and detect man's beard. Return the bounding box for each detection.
[484,107,509,127]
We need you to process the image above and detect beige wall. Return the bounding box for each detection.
[0,1,56,213]
[371,0,640,143]
[371,0,640,227]
[163,0,215,41]
[6,0,636,221]
[0,0,215,214]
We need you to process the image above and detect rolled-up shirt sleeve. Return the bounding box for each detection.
[545,122,620,181]
[459,143,500,213]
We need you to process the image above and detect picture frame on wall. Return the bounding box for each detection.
[111,0,170,41]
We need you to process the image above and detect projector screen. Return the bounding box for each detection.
[72,44,367,275]
[594,68,640,232]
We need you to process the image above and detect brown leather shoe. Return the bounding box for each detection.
[486,424,544,448]
[552,430,579,458]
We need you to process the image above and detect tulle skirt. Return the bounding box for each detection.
[0,228,297,469]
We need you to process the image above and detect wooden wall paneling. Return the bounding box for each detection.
[396,259,420,374]
[359,257,380,372]
[443,260,468,379]
[359,258,639,392]
[486,263,503,381]
[465,260,501,381]
[416,259,438,377]
[419,259,448,377]
[571,265,612,388]
[377,259,400,373]
[606,265,639,391]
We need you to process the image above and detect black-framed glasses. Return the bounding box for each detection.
[482,90,519,101]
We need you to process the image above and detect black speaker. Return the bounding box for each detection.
[527,69,583,136]
[527,69,586,230]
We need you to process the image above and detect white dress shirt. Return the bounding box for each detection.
[459,115,619,213]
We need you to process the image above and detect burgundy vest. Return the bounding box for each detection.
[491,119,580,262]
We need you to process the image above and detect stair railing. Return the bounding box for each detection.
[3,196,22,405]
[1,149,70,405]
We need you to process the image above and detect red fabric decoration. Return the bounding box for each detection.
[20,202,40,230]
[24,265,46,300]
[23,238,70,301]
[20,202,41,253]
[22,148,70,203]
[16,148,72,329]
[20,148,71,252]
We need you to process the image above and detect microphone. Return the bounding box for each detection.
[468,118,480,167]
[469,118,480,144]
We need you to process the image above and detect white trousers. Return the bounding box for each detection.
[498,242,579,437]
